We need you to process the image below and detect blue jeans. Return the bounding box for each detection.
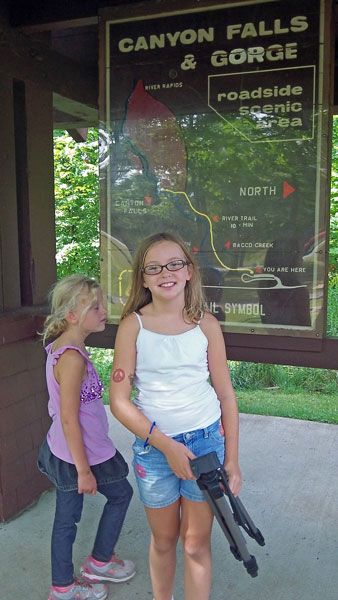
[51,479,133,587]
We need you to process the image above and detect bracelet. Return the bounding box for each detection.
[144,421,156,448]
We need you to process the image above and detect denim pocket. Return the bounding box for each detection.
[132,436,152,456]
[209,420,225,442]
[37,438,78,491]
[91,450,129,484]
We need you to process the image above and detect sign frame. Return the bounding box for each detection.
[98,0,334,360]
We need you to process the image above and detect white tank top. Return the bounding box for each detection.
[133,312,221,436]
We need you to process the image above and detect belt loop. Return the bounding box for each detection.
[203,427,209,439]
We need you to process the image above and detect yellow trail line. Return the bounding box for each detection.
[162,189,254,274]
[118,269,133,302]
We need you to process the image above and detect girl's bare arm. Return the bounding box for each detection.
[200,312,242,496]
[56,350,97,494]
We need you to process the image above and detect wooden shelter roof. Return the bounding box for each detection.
[2,1,338,130]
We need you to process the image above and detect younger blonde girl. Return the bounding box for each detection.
[38,274,136,600]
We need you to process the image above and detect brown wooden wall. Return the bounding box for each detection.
[0,315,52,521]
[0,68,56,520]
[0,7,98,521]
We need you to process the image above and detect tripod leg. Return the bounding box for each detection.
[200,491,238,551]
[234,497,265,546]
[200,488,258,577]
[212,494,252,562]
[190,453,260,577]
[216,467,265,547]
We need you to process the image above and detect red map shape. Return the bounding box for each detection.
[124,79,187,191]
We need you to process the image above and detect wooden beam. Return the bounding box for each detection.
[53,93,98,125]
[54,116,98,129]
[17,17,98,33]
[67,128,88,142]
[0,18,97,107]
[25,81,57,305]
[13,79,33,306]
[0,75,21,310]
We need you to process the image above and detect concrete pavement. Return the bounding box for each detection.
[1,410,338,600]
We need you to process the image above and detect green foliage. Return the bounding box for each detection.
[229,361,279,389]
[54,129,100,279]
[87,347,136,405]
[229,361,338,394]
[87,347,114,404]
[237,389,338,424]
[329,116,338,278]
[110,111,317,262]
[327,286,338,336]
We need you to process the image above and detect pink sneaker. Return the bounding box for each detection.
[48,579,108,600]
[81,554,136,583]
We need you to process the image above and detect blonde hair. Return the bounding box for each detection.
[122,232,207,323]
[42,274,100,344]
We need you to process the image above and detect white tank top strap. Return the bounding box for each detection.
[133,311,143,328]
[197,310,204,325]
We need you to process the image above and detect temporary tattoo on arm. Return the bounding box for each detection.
[128,372,135,386]
[112,368,125,383]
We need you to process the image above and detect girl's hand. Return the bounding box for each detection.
[165,440,196,480]
[225,461,242,497]
[78,469,97,495]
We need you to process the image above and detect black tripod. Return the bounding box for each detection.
[190,451,265,577]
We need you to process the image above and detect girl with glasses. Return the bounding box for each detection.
[110,232,241,600]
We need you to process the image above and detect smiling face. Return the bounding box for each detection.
[142,240,192,303]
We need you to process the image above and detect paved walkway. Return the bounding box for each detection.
[1,411,338,600]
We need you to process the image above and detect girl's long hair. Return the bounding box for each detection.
[122,232,207,323]
[42,274,100,345]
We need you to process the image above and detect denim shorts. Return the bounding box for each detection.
[132,418,225,508]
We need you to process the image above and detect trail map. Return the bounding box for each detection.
[100,0,328,336]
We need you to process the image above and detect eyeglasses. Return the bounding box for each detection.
[142,259,190,276]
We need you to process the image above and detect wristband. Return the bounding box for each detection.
[144,421,156,448]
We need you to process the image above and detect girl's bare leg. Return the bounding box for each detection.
[180,497,214,600]
[145,500,180,600]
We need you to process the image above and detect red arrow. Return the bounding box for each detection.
[144,196,152,205]
[193,246,199,254]
[224,241,231,249]
[283,181,295,199]
[212,215,219,223]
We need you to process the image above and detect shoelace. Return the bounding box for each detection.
[74,578,91,587]
[71,579,92,597]
[51,580,92,599]
[111,554,124,566]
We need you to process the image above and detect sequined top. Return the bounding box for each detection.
[45,343,115,465]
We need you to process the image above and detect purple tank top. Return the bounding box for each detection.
[45,343,115,465]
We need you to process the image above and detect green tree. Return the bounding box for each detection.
[54,129,100,279]
[330,116,338,281]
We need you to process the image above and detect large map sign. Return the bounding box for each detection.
[99,0,330,337]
